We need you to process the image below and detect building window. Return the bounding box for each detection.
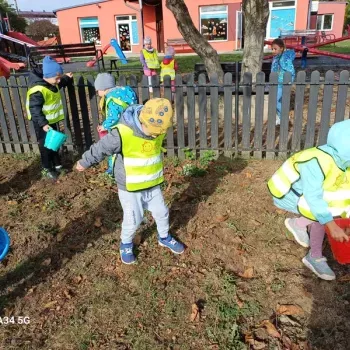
[316,14,333,31]
[79,17,101,45]
[200,5,228,41]
[116,15,139,52]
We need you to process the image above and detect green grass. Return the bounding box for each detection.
[319,39,350,54]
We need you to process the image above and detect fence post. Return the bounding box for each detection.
[210,73,219,158]
[77,75,93,149]
[87,75,100,142]
[9,76,30,153]
[175,74,185,159]
[224,72,233,158]
[253,72,265,159]
[266,72,278,159]
[304,71,320,149]
[129,75,139,103]
[234,62,239,158]
[279,72,292,157]
[0,80,12,153]
[163,75,174,157]
[318,70,334,145]
[187,73,196,154]
[141,75,150,104]
[151,75,161,98]
[291,71,306,153]
[241,72,252,159]
[60,88,74,152]
[0,77,21,153]
[198,73,207,157]
[334,70,349,123]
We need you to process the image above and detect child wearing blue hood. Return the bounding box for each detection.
[94,73,137,175]
[26,56,73,180]
[268,119,350,280]
[271,38,295,125]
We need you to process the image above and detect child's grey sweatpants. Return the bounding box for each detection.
[118,185,169,244]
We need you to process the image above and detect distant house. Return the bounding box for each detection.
[54,0,346,54]
[18,10,58,26]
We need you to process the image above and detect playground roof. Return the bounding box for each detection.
[53,0,111,14]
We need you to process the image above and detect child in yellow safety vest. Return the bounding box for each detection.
[160,46,178,93]
[267,119,350,281]
[140,36,160,92]
[76,98,185,264]
[26,56,73,180]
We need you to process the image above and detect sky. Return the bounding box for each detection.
[8,0,96,12]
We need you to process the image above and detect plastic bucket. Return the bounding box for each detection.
[325,218,350,264]
[0,227,10,261]
[98,130,108,139]
[44,128,67,151]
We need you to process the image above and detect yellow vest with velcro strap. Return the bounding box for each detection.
[100,96,129,129]
[117,123,165,191]
[26,86,64,124]
[160,60,175,82]
[267,147,350,220]
[142,49,160,69]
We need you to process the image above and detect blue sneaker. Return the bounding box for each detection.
[302,252,335,281]
[119,243,136,264]
[285,218,310,248]
[158,235,185,255]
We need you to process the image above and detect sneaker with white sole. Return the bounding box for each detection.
[302,252,336,281]
[284,218,310,248]
[120,243,136,264]
[158,235,185,255]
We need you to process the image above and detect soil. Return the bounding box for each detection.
[1,153,350,350]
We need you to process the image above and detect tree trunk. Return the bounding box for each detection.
[165,0,224,82]
[241,0,270,80]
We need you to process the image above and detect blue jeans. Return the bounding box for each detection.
[276,84,283,120]
[118,186,169,244]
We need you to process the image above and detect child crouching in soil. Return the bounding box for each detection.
[268,119,350,280]
[76,98,185,264]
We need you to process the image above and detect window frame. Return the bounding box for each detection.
[116,14,139,51]
[316,13,334,31]
[78,17,101,46]
[199,5,229,42]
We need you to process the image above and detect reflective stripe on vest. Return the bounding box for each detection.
[26,86,64,124]
[142,49,160,69]
[160,60,175,81]
[117,123,165,191]
[268,147,350,220]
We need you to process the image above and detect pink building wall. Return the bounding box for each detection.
[317,2,346,38]
[161,0,241,52]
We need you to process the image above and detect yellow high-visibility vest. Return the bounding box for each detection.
[268,147,350,220]
[117,123,165,191]
[26,86,64,124]
[142,49,160,69]
[160,60,175,82]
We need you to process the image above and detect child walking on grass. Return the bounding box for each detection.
[271,38,295,125]
[76,98,185,264]
[140,36,160,92]
[268,120,350,280]
[94,73,138,175]
[26,56,73,180]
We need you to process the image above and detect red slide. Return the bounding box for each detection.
[86,44,111,67]
[7,31,39,46]
[0,56,25,78]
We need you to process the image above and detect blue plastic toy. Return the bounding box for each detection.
[44,128,67,151]
[110,39,128,64]
[0,227,10,261]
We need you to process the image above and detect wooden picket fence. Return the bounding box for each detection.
[0,70,349,159]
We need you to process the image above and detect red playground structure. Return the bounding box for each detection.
[265,27,350,67]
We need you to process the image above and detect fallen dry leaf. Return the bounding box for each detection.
[190,303,200,322]
[253,341,267,350]
[276,304,304,316]
[41,258,51,267]
[7,200,18,205]
[239,267,254,279]
[261,320,281,338]
[215,214,229,223]
[245,172,252,178]
[339,274,350,282]
[235,295,244,308]
[43,300,58,309]
[94,217,103,228]
[63,289,73,300]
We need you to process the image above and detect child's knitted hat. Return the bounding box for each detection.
[94,73,116,91]
[144,36,152,45]
[139,98,173,136]
[43,56,63,78]
[165,46,175,57]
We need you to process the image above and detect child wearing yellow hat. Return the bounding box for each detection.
[76,98,184,264]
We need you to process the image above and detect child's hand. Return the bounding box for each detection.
[97,125,106,132]
[76,161,86,172]
[43,125,51,132]
[66,72,73,78]
[326,221,349,242]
